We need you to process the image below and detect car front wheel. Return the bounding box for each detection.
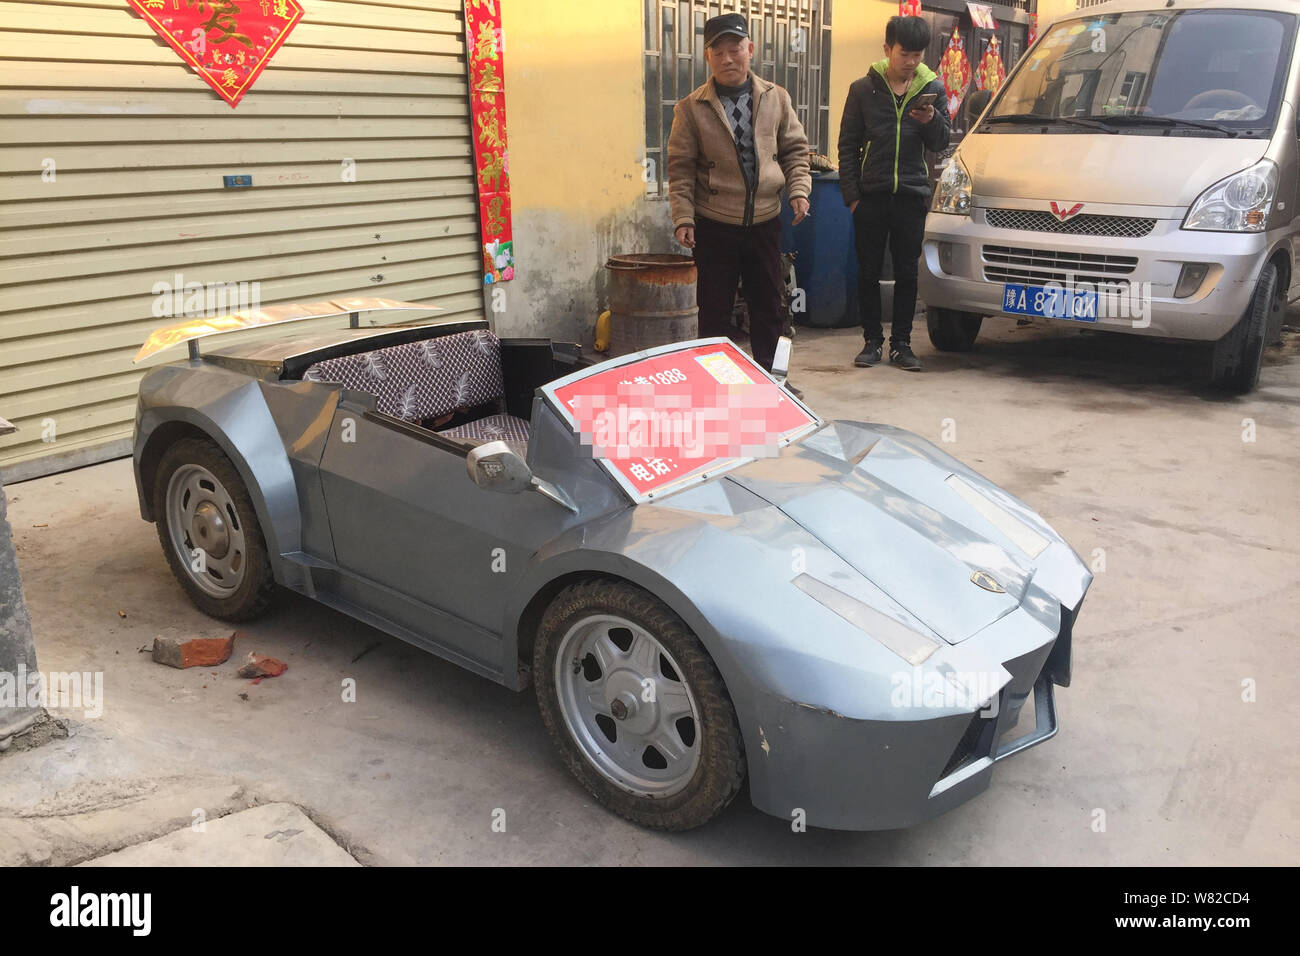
[534,580,745,830]
[152,437,276,621]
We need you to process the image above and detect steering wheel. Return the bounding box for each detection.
[1182,89,1257,112]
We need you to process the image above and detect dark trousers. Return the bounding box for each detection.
[693,215,784,371]
[853,191,928,347]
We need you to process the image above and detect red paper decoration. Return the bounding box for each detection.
[126,0,304,108]
[899,1,922,15]
[975,35,1006,95]
[465,0,514,284]
[938,25,972,121]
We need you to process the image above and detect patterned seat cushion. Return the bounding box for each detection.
[303,329,504,422]
[439,413,530,458]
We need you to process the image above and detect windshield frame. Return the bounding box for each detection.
[981,8,1298,139]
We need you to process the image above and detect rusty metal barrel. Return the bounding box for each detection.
[605,254,698,356]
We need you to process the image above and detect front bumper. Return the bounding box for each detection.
[918,208,1268,341]
[745,600,1078,831]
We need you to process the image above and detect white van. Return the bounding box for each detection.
[918,0,1299,391]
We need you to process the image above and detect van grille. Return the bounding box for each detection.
[986,208,1156,238]
[983,245,1138,288]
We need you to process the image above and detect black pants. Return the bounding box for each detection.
[853,191,928,347]
[693,215,783,372]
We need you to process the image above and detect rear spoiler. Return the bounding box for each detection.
[133,298,442,364]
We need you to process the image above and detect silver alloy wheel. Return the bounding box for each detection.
[164,463,247,599]
[554,614,702,797]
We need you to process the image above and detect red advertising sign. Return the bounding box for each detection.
[465,0,515,284]
[126,0,304,108]
[550,342,818,498]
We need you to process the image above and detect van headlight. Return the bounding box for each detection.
[933,154,973,216]
[1184,160,1278,233]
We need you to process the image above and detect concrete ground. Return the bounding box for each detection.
[3,316,1298,865]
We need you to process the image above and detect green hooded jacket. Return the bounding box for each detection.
[837,59,951,204]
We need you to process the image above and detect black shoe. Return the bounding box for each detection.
[890,344,923,371]
[854,342,883,367]
[784,380,804,398]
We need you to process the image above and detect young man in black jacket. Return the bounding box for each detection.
[838,16,950,371]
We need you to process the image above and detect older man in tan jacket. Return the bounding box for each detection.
[667,13,811,373]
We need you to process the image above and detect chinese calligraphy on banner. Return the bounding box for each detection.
[126,0,304,108]
[465,0,515,284]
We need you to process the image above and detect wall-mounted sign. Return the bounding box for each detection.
[966,3,997,31]
[465,0,515,285]
[223,174,253,188]
[126,0,305,108]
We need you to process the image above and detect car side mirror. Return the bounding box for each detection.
[771,335,792,384]
[466,441,532,494]
[466,440,580,512]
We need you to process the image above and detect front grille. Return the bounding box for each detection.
[983,244,1138,288]
[986,208,1157,238]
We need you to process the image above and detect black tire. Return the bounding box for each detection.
[1211,264,1278,393]
[534,579,746,830]
[927,307,983,351]
[152,437,276,621]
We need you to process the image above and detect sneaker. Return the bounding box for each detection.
[854,342,883,367]
[890,344,923,371]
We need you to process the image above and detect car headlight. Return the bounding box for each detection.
[933,154,973,216]
[1184,159,1278,233]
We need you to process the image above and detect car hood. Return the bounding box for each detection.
[962,131,1266,209]
[720,420,1082,644]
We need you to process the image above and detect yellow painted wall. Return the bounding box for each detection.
[496,0,668,341]
[827,0,898,156]
[1037,0,1083,29]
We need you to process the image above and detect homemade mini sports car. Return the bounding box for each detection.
[132,299,1091,831]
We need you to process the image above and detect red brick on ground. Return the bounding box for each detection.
[237,653,287,679]
[152,632,238,669]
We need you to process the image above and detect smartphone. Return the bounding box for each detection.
[911,92,938,110]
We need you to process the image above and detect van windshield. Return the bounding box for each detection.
[987,9,1296,137]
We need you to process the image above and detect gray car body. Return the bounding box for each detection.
[133,317,1091,831]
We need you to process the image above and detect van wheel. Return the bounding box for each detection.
[534,580,746,830]
[1210,264,1278,394]
[927,308,983,351]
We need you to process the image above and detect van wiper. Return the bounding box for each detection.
[1057,117,1118,133]
[984,113,1056,124]
[1089,115,1239,137]
[983,113,1116,133]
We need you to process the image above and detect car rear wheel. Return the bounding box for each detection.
[153,437,276,621]
[534,580,745,830]
[927,307,983,351]
[1210,263,1278,394]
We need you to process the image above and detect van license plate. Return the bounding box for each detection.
[1001,283,1098,322]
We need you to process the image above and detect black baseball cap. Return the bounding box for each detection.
[704,13,749,47]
